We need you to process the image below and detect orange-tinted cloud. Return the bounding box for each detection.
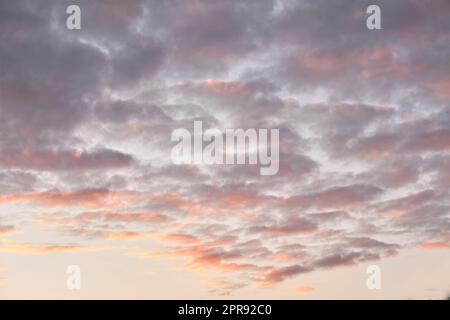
[0,241,110,255]
[147,244,262,274]
[155,233,200,244]
[0,225,14,236]
[0,189,140,208]
[293,286,315,293]
[420,241,450,250]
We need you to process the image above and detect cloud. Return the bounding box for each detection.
[283,184,383,210]
[314,252,368,269]
[248,217,317,237]
[420,241,450,250]
[264,265,312,284]
[71,229,148,241]
[0,148,135,171]
[0,171,38,194]
[0,241,110,255]
[293,286,315,293]
[148,245,263,274]
[1,0,450,297]
[0,189,140,208]
[0,225,15,236]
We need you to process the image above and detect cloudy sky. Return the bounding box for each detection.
[1,0,449,299]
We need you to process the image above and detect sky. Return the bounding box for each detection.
[0,0,450,299]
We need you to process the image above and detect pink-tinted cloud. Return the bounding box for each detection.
[0,225,15,236]
[420,241,450,250]
[0,189,140,208]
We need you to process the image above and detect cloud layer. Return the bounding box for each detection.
[1,0,449,297]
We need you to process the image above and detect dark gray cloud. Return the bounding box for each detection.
[0,148,135,171]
